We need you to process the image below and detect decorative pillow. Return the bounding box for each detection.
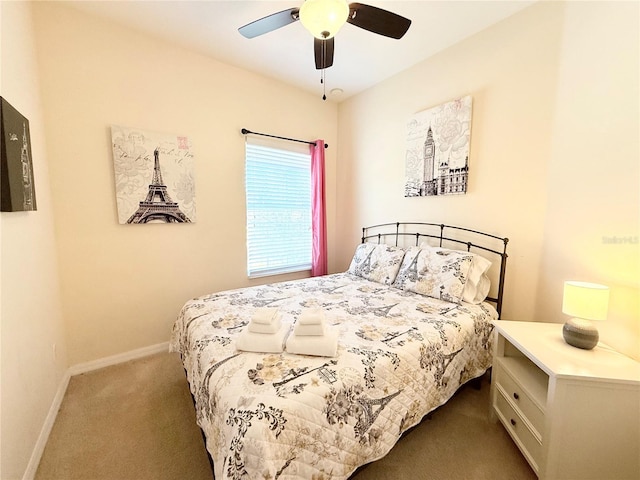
[393,245,474,304]
[348,243,406,285]
[419,242,492,304]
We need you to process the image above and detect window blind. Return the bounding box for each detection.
[245,142,312,278]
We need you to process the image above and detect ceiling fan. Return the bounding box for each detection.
[238,0,412,71]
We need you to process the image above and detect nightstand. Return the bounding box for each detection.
[490,321,640,480]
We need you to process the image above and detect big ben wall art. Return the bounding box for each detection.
[404,96,472,197]
[1,97,37,212]
[111,125,196,224]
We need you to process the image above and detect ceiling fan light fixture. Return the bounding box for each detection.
[299,0,349,39]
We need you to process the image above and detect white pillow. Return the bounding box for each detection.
[467,273,491,304]
[463,258,492,304]
[419,242,492,304]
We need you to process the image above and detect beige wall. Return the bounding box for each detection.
[0,2,69,478]
[536,0,639,359]
[337,1,563,323]
[336,1,639,359]
[31,2,338,366]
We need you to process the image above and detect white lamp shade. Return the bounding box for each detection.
[562,281,610,321]
[299,0,349,39]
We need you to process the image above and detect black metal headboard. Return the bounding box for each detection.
[362,222,509,318]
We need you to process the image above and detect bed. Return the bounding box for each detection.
[170,222,509,479]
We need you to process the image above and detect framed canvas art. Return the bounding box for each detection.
[1,97,37,212]
[111,125,196,224]
[404,95,472,197]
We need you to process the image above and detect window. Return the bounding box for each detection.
[245,139,311,278]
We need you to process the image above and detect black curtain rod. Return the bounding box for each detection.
[241,128,328,149]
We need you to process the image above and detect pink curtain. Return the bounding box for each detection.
[311,140,327,276]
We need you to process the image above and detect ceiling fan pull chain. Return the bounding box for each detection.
[321,33,327,100]
[322,68,326,101]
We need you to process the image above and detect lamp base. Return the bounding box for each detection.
[562,318,599,350]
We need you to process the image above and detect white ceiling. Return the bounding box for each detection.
[64,0,536,102]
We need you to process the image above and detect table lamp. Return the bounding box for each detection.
[561,281,609,350]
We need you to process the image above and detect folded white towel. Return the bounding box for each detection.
[286,327,339,357]
[293,322,325,336]
[249,316,282,334]
[252,307,279,325]
[298,308,325,325]
[236,324,289,354]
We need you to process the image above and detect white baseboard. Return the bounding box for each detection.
[22,342,170,480]
[68,341,170,376]
[22,369,71,480]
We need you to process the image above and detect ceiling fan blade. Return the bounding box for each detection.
[314,37,335,70]
[347,3,411,39]
[238,8,300,39]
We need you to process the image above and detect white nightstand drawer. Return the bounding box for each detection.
[495,388,542,473]
[494,359,545,437]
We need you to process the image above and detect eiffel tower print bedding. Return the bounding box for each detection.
[170,272,497,479]
[110,125,196,224]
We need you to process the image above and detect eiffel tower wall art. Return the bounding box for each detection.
[111,125,196,224]
[404,95,472,197]
[1,97,37,212]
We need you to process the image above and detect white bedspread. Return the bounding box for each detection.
[170,273,497,479]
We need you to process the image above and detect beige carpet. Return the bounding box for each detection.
[35,352,536,480]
